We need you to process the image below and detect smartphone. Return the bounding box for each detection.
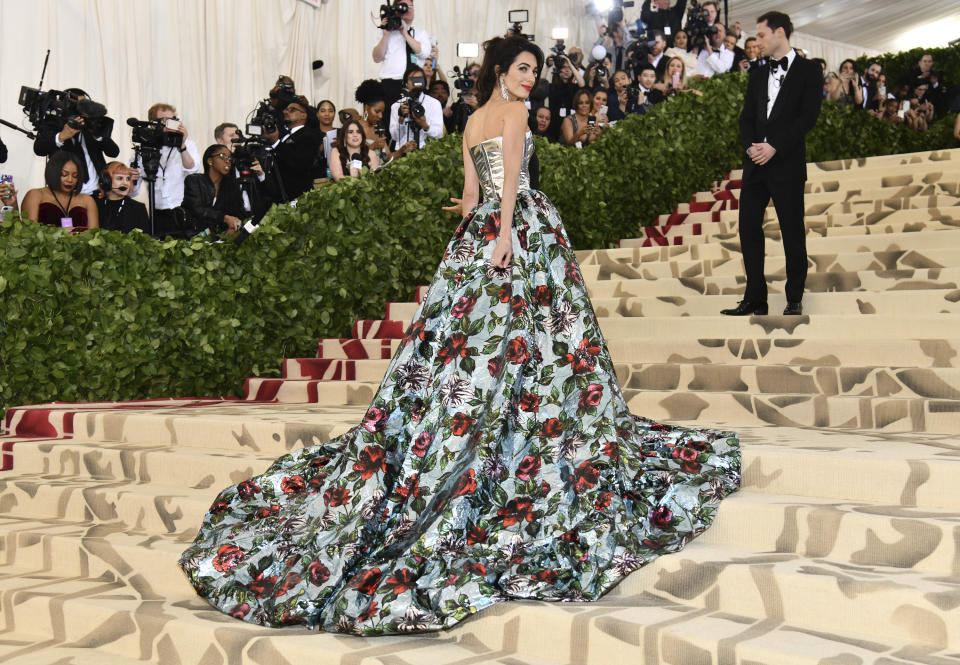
[672,72,681,87]
[0,174,12,185]
[165,118,181,131]
[599,105,608,115]
[901,100,911,112]
[588,115,597,126]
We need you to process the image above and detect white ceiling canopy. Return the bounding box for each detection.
[720,0,960,53]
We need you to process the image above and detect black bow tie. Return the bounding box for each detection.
[771,56,789,72]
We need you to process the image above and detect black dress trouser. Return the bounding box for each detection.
[737,175,808,304]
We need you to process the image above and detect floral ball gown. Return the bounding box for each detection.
[179,131,742,635]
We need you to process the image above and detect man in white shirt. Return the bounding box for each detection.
[696,23,734,77]
[373,0,431,133]
[131,103,201,237]
[390,66,443,157]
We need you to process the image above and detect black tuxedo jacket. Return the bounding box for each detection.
[274,125,321,201]
[739,55,823,183]
[34,118,120,184]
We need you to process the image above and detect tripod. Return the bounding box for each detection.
[133,144,161,238]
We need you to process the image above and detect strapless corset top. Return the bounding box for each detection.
[468,131,535,201]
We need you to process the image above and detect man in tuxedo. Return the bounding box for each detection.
[33,88,119,195]
[271,100,321,201]
[721,11,823,317]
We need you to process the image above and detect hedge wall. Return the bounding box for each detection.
[1,72,957,414]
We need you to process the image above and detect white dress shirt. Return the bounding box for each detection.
[766,49,797,118]
[696,45,734,78]
[389,93,444,148]
[132,139,201,209]
[379,27,431,80]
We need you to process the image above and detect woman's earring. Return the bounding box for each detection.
[500,77,510,101]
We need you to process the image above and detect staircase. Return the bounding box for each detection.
[1,148,959,664]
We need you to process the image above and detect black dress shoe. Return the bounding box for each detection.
[720,300,768,316]
[783,301,803,315]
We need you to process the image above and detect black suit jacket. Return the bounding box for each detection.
[182,173,245,233]
[274,126,321,201]
[739,55,823,183]
[34,118,120,185]
[641,0,685,46]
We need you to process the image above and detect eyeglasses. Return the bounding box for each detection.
[214,154,233,162]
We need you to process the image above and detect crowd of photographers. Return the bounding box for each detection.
[1,0,958,239]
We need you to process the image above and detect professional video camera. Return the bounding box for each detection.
[684,0,718,49]
[248,100,283,137]
[379,1,410,31]
[127,117,184,152]
[269,77,299,109]
[18,86,112,138]
[230,129,276,183]
[451,66,475,97]
[625,35,659,78]
[507,9,535,41]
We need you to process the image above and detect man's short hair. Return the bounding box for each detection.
[650,29,666,42]
[702,1,718,10]
[744,36,756,45]
[757,11,793,38]
[430,80,450,94]
[214,122,239,142]
[148,103,176,121]
[404,64,427,83]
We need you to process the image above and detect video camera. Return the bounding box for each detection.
[127,117,184,151]
[18,86,112,139]
[379,1,410,32]
[230,129,276,183]
[248,100,283,137]
[684,0,718,50]
[625,36,659,79]
[452,66,475,96]
[269,77,299,109]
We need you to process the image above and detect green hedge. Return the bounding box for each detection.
[1,71,957,415]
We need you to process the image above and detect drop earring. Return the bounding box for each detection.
[500,77,510,100]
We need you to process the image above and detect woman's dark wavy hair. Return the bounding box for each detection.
[476,36,544,106]
[44,151,83,192]
[839,58,860,75]
[335,120,372,173]
[355,79,386,107]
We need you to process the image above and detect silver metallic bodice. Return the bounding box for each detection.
[468,131,534,201]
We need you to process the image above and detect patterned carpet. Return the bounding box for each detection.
[2,148,959,664]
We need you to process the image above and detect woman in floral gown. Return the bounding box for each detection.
[179,36,741,635]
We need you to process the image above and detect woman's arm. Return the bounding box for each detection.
[852,80,864,105]
[81,194,99,228]
[491,102,529,268]
[329,148,346,181]
[369,151,381,171]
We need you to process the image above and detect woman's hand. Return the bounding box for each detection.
[0,182,17,208]
[491,235,513,269]
[442,197,463,215]
[223,215,241,235]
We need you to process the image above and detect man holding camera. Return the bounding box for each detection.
[390,65,443,157]
[33,88,120,196]
[641,0,686,47]
[696,23,734,77]
[373,0,431,132]
[270,100,321,201]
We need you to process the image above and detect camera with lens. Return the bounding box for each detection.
[684,0,718,49]
[452,66,475,94]
[270,78,299,109]
[18,86,112,139]
[127,117,184,151]
[248,100,283,137]
[379,1,410,31]
[400,77,427,122]
[625,36,658,78]
[230,130,275,183]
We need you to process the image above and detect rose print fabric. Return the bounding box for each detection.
[179,141,741,636]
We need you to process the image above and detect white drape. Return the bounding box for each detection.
[0,0,877,193]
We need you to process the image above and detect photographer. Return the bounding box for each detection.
[641,0,687,47]
[214,122,240,148]
[33,88,120,195]
[372,0,431,127]
[546,53,585,121]
[270,100,322,201]
[596,19,630,72]
[182,145,246,236]
[585,55,614,93]
[696,23,733,77]
[389,65,443,157]
[647,31,670,80]
[428,79,455,133]
[634,63,665,110]
[96,162,149,233]
[269,76,298,112]
[330,121,380,182]
[131,103,200,237]
[658,56,703,97]
[904,53,947,116]
[22,151,99,228]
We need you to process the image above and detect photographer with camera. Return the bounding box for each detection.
[355,80,394,165]
[585,54,614,93]
[96,162,149,233]
[446,62,481,134]
[373,0,431,131]
[641,0,687,47]
[269,100,322,201]
[182,145,247,237]
[390,65,443,157]
[33,88,120,196]
[696,22,734,77]
[22,150,99,228]
[546,52,585,127]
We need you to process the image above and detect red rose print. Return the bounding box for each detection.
[603,440,620,460]
[249,572,278,598]
[212,544,244,573]
[228,603,250,619]
[532,569,558,584]
[353,445,387,480]
[384,568,419,594]
[488,356,505,377]
[571,461,600,494]
[452,468,478,496]
[464,562,487,576]
[643,537,665,550]
[549,224,569,248]
[541,480,551,493]
[594,491,613,510]
[560,528,580,543]
[349,567,383,596]
[498,283,513,303]
[362,407,387,433]
[255,504,280,518]
[565,261,583,286]
[323,486,351,507]
[510,295,528,317]
[452,296,477,319]
[412,432,432,457]
[534,286,552,307]
[542,418,563,437]
[280,475,306,495]
[209,496,229,514]
[651,506,674,528]
[437,332,469,366]
[402,319,426,344]
[466,525,487,544]
[395,474,422,499]
[236,480,261,500]
[274,571,302,597]
[518,226,528,249]
[498,498,536,526]
[505,337,530,364]
[564,338,602,374]
[308,560,331,585]
[481,215,499,241]
[444,573,460,587]
[578,383,604,409]
[308,455,332,469]
[518,392,540,412]
[516,455,541,481]
[451,412,475,436]
[688,439,709,452]
[358,601,379,622]
[672,447,699,463]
